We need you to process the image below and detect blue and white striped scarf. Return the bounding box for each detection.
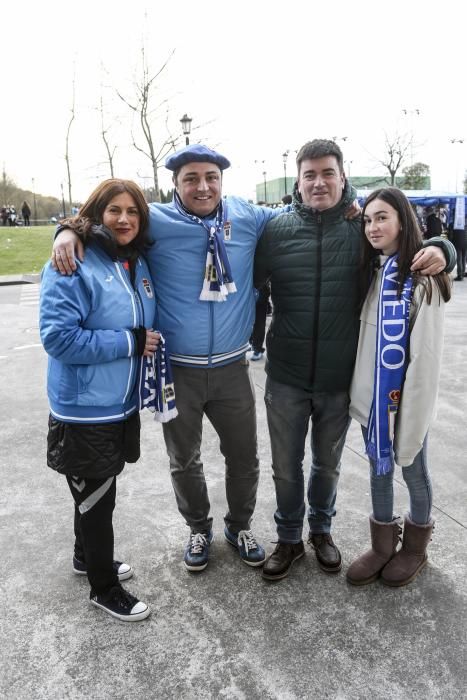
[173,192,236,302]
[366,255,413,475]
[138,333,178,423]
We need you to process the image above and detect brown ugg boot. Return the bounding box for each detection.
[346,516,401,586]
[381,515,434,587]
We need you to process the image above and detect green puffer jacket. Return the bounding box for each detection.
[254,180,361,393]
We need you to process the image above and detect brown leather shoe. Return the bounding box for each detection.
[308,533,342,573]
[262,541,305,580]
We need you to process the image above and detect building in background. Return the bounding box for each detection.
[255,174,432,205]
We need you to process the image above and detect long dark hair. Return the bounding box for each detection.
[61,179,151,251]
[360,187,451,304]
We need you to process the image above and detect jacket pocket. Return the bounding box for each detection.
[76,359,134,407]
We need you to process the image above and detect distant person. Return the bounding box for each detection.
[281,194,292,206]
[7,206,17,226]
[40,178,161,622]
[347,187,451,587]
[424,207,442,239]
[450,220,467,281]
[439,206,448,233]
[21,201,31,227]
[0,206,7,226]
[249,282,271,361]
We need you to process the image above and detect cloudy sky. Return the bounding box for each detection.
[2,0,466,204]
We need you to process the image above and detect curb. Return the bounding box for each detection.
[0,274,41,286]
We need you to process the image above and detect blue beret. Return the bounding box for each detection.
[165,144,231,172]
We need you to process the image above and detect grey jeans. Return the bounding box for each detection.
[162,359,259,534]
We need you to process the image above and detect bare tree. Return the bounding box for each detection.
[1,166,15,205]
[116,48,180,202]
[375,133,413,185]
[99,91,116,178]
[64,76,76,214]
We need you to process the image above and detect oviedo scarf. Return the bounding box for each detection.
[366,254,414,475]
[173,192,237,302]
[138,333,178,423]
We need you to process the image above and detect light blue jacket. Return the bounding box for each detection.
[40,244,156,423]
[147,196,279,367]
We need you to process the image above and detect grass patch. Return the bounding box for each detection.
[0,226,55,275]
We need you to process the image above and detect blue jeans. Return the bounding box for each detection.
[361,427,432,524]
[264,377,351,543]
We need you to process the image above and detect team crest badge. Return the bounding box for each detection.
[223,221,232,241]
[142,278,154,298]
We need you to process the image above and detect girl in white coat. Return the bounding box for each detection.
[347,187,451,587]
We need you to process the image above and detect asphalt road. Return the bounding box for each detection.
[0,278,466,700]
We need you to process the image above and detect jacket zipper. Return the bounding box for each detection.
[115,260,141,403]
[310,215,322,387]
[208,301,214,366]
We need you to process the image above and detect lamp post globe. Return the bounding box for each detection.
[282,151,289,196]
[180,113,192,146]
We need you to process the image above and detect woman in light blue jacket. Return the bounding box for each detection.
[40,179,158,622]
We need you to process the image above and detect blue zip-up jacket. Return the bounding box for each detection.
[147,196,280,367]
[40,243,156,423]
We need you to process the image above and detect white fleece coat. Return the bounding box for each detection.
[349,257,446,467]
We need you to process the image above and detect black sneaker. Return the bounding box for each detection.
[308,533,342,573]
[90,585,150,622]
[262,541,305,580]
[73,556,133,581]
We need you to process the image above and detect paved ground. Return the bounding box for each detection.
[0,276,466,700]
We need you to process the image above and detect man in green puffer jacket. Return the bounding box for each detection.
[254,139,456,581]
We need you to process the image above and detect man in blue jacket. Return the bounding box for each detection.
[53,145,281,573]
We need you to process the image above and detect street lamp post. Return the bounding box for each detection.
[61,183,66,218]
[180,113,192,146]
[450,138,465,192]
[254,159,266,203]
[32,177,37,226]
[282,151,289,196]
[402,108,420,165]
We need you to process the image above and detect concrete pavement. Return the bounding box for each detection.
[0,277,466,699]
